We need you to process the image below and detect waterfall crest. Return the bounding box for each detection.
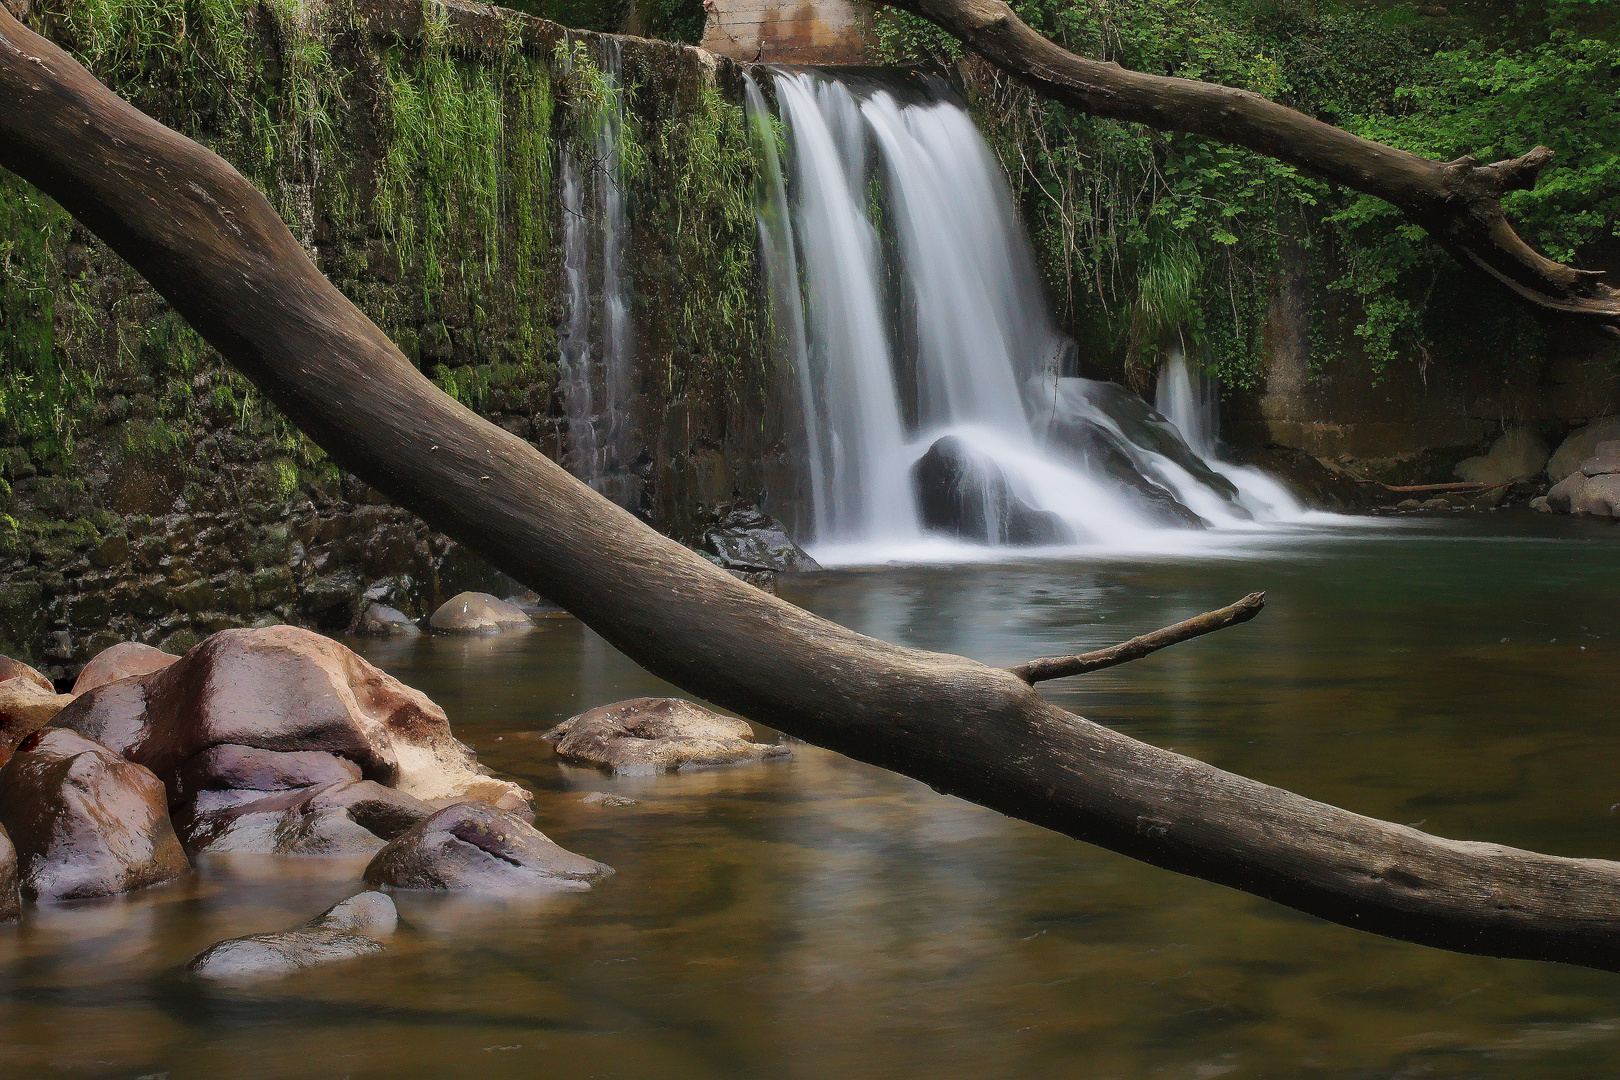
[748,69,1309,564]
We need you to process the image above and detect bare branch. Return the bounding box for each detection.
[1010,592,1265,683]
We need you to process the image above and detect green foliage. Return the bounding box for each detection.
[939,0,1618,383]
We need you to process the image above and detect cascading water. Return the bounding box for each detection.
[558,39,634,503]
[748,69,1309,563]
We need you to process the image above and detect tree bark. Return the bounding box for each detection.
[6,5,1620,971]
[882,0,1620,338]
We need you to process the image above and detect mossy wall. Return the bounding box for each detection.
[0,0,793,674]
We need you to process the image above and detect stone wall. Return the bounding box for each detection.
[0,0,802,679]
[701,0,873,64]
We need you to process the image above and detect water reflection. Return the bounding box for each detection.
[1,515,1618,1078]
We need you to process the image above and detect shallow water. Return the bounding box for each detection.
[4,513,1619,1079]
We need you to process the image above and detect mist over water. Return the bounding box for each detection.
[749,70,1322,566]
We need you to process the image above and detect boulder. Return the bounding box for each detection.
[0,729,189,903]
[172,744,364,805]
[1581,440,1620,477]
[1548,417,1620,483]
[71,642,178,696]
[364,802,612,892]
[356,603,420,636]
[0,825,19,922]
[0,655,52,692]
[188,891,396,982]
[700,502,821,573]
[176,778,435,857]
[51,626,530,813]
[911,436,1074,545]
[427,592,533,634]
[1453,427,1550,485]
[545,697,792,775]
[0,677,76,767]
[1545,459,1620,519]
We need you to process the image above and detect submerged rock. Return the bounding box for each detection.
[0,729,189,903]
[357,603,420,636]
[0,825,19,922]
[0,677,76,767]
[1028,377,1223,527]
[52,625,530,814]
[1453,427,1549,486]
[1548,417,1620,483]
[71,642,178,696]
[545,697,792,775]
[701,502,821,573]
[911,436,1074,545]
[188,892,397,982]
[364,802,612,892]
[177,778,436,857]
[428,592,533,634]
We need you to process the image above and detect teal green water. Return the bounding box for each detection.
[2,513,1619,1079]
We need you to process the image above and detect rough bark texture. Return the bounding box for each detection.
[883,0,1620,337]
[7,6,1620,970]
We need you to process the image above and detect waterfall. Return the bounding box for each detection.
[558,39,634,503]
[749,69,1307,563]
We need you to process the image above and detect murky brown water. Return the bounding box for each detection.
[3,513,1619,1079]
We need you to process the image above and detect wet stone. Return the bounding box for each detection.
[70,641,179,696]
[188,892,397,983]
[178,778,435,857]
[0,729,190,903]
[428,592,534,634]
[545,697,792,776]
[364,802,612,892]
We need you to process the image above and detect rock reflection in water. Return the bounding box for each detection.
[1,516,1619,1077]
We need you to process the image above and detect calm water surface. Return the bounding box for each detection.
[3,513,1619,1079]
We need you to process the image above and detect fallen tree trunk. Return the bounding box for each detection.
[6,6,1620,971]
[881,0,1620,338]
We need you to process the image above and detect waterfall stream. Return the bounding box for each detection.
[748,69,1312,564]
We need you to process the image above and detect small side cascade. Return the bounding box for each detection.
[749,68,1309,563]
[558,39,635,504]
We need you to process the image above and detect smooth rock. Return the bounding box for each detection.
[700,502,820,573]
[173,744,364,805]
[357,603,420,636]
[0,825,19,922]
[1569,474,1620,518]
[0,655,52,692]
[1580,440,1620,477]
[545,697,792,775]
[364,802,612,892]
[1529,495,1552,513]
[52,626,530,813]
[71,642,178,696]
[188,892,396,982]
[911,436,1075,545]
[0,729,189,902]
[428,592,534,634]
[0,677,76,767]
[1454,427,1550,485]
[178,778,435,856]
[1548,417,1620,482]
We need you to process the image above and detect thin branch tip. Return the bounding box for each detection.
[1010,591,1266,685]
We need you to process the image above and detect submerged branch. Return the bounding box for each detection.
[1010,592,1265,683]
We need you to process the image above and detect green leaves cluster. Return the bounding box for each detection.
[881,0,1619,384]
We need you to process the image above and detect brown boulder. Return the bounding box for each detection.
[52,626,529,813]
[188,891,396,982]
[544,697,792,775]
[0,825,19,922]
[0,729,189,903]
[363,802,611,892]
[428,592,534,633]
[0,677,77,767]
[177,778,435,857]
[0,655,52,692]
[71,641,178,696]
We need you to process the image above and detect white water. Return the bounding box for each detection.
[1156,349,1306,521]
[751,71,1316,566]
[558,40,634,501]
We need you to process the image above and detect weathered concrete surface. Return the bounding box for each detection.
[703,0,873,63]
